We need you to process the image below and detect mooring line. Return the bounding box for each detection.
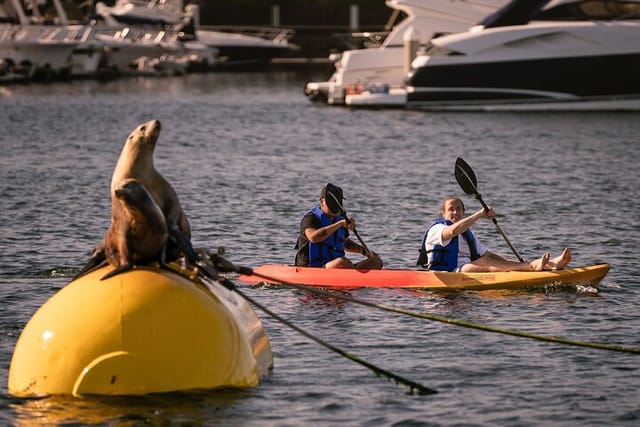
[232,285,437,395]
[240,268,640,356]
[192,261,437,395]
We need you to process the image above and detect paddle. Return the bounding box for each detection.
[325,191,372,257]
[454,157,525,262]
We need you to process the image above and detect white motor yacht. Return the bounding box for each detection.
[92,26,184,74]
[96,0,296,67]
[304,0,508,105]
[98,0,184,26]
[404,0,640,110]
[0,0,83,79]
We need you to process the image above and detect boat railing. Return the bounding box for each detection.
[129,0,183,16]
[198,25,295,44]
[11,24,53,42]
[37,24,90,43]
[0,23,13,41]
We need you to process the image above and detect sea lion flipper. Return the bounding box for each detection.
[101,265,133,281]
[169,224,198,264]
[157,244,171,271]
[72,259,108,281]
[73,243,108,281]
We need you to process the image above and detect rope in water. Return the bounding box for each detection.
[244,269,640,355]
[192,259,438,395]
[231,285,437,395]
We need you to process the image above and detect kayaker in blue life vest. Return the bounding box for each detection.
[295,183,383,269]
[417,196,572,272]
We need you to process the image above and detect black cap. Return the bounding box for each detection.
[320,183,344,214]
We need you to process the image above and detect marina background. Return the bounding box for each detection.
[198,0,393,59]
[1,70,639,425]
[0,0,395,83]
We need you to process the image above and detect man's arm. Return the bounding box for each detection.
[442,208,494,241]
[344,238,366,255]
[304,218,350,243]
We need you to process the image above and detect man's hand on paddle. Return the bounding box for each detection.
[481,206,496,220]
[342,217,356,232]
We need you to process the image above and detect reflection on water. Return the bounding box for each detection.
[9,389,254,426]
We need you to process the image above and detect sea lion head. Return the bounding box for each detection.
[112,120,162,190]
[125,119,161,152]
[113,178,167,242]
[115,178,151,203]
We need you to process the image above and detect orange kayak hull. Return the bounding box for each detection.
[238,264,610,291]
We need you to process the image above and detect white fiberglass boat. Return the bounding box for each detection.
[304,0,508,105]
[96,0,296,67]
[0,0,83,79]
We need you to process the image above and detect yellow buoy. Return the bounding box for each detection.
[8,264,272,397]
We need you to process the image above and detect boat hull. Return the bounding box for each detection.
[407,53,640,99]
[8,263,272,397]
[406,53,640,110]
[239,264,610,291]
[405,19,640,111]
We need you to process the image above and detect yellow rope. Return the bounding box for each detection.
[248,272,640,355]
[370,300,640,354]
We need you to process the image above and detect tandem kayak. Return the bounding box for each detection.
[238,263,610,291]
[8,262,273,397]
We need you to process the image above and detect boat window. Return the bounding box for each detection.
[421,43,462,57]
[539,0,640,20]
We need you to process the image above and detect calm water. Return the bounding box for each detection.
[1,71,639,426]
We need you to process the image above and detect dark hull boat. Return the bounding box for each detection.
[405,0,640,111]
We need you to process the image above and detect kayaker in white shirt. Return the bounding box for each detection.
[420,197,571,272]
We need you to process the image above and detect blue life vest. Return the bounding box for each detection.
[305,206,346,267]
[417,217,480,271]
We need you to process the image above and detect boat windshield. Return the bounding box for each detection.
[481,0,640,27]
[538,0,640,20]
[481,0,553,27]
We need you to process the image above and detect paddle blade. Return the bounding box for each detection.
[455,157,478,196]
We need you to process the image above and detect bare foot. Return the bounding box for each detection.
[529,252,550,271]
[546,248,572,270]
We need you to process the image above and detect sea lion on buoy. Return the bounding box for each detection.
[77,179,169,280]
[111,119,197,262]
[102,179,169,279]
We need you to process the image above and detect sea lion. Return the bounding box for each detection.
[77,179,169,280]
[110,119,196,263]
[102,179,169,279]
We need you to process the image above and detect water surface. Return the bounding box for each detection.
[1,71,639,426]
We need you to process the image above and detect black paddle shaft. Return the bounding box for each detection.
[454,157,526,262]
